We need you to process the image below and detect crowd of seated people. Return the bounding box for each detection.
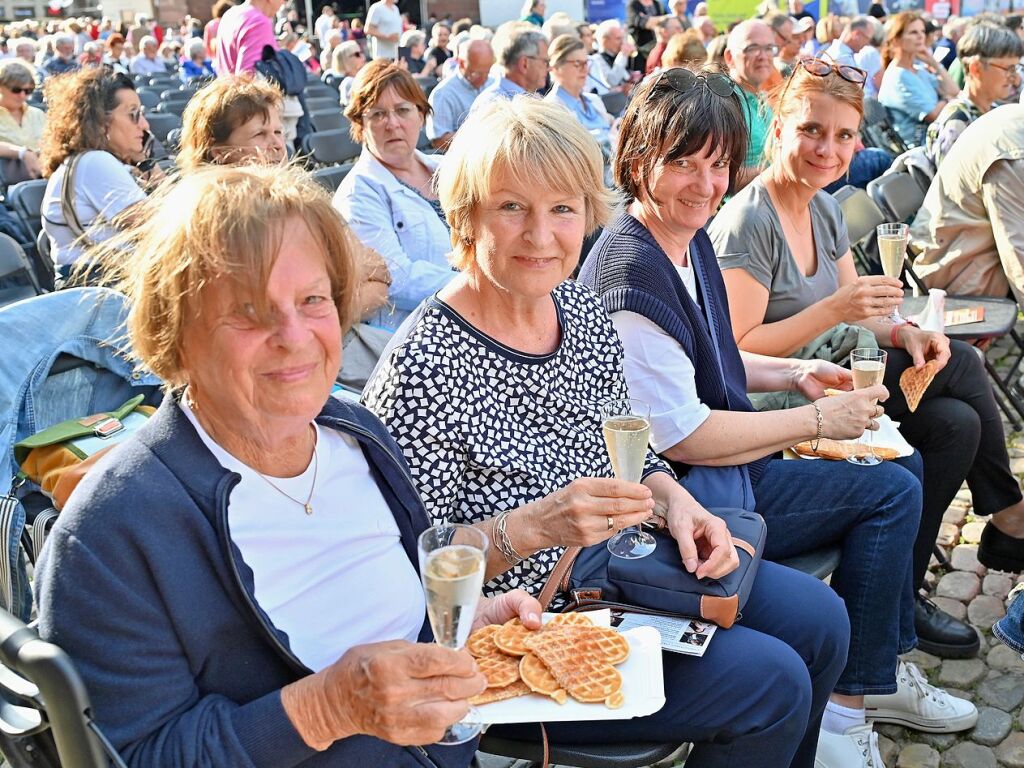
[9,5,1024,768]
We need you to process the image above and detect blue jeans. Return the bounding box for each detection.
[994,588,1024,655]
[754,454,923,695]
[493,562,848,768]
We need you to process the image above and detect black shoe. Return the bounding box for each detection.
[978,523,1024,573]
[914,595,980,659]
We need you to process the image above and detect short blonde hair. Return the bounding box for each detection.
[662,28,708,68]
[437,96,616,271]
[92,165,357,387]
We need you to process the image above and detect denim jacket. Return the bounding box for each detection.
[994,584,1024,656]
[334,150,454,331]
[0,287,161,497]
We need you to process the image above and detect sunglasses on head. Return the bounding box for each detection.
[792,57,867,85]
[650,67,736,100]
[9,86,34,95]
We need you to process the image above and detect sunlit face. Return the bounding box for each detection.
[579,26,595,52]
[461,45,495,88]
[436,26,450,47]
[181,219,341,432]
[105,89,149,162]
[552,48,590,93]
[343,47,365,76]
[0,81,32,113]
[729,24,776,87]
[522,38,550,92]
[361,86,423,167]
[602,27,624,54]
[143,41,157,57]
[212,108,287,165]
[660,18,682,41]
[977,57,1021,103]
[775,92,860,189]
[639,139,731,233]
[898,20,926,55]
[469,172,587,300]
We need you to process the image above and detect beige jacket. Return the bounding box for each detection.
[911,104,1024,303]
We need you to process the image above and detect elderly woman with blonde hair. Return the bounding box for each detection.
[33,162,546,767]
[365,94,850,768]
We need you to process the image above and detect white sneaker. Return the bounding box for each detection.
[815,723,885,768]
[864,660,978,733]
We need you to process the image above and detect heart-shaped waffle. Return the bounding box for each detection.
[494,617,533,656]
[900,360,938,413]
[475,650,521,689]
[520,652,568,704]
[469,679,531,706]
[467,624,500,658]
[525,628,623,705]
[548,612,594,627]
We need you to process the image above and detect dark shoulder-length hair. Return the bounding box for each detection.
[40,67,136,177]
[613,66,749,202]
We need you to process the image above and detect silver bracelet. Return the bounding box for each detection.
[811,402,824,451]
[493,510,525,565]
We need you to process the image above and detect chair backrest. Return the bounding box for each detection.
[309,109,347,133]
[0,606,123,768]
[302,128,361,166]
[322,72,342,91]
[135,89,160,109]
[600,91,628,117]
[153,101,187,117]
[165,127,182,153]
[8,179,47,238]
[862,96,890,126]
[145,113,183,143]
[867,171,925,224]
[311,164,351,193]
[305,84,336,100]
[834,185,886,245]
[305,96,340,113]
[0,233,41,301]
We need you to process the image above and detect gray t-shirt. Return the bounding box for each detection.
[708,177,850,324]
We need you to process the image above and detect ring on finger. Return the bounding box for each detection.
[606,515,615,531]
[875,404,883,417]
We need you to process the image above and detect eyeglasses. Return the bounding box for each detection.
[364,102,419,125]
[126,105,146,125]
[559,59,591,71]
[792,57,867,85]
[985,61,1024,77]
[8,86,34,95]
[741,43,779,57]
[651,67,737,99]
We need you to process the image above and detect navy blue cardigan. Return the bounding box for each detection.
[579,213,769,485]
[35,394,475,768]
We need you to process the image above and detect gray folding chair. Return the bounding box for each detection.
[311,164,351,193]
[145,113,183,144]
[305,96,341,113]
[600,91,628,117]
[302,128,361,167]
[309,110,347,133]
[8,179,47,238]
[0,233,41,308]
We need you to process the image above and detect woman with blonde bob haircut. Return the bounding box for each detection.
[176,74,286,172]
[36,162,548,767]
[367,94,849,767]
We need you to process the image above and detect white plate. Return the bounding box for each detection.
[794,414,913,460]
[473,614,666,725]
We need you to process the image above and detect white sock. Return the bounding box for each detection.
[822,701,866,735]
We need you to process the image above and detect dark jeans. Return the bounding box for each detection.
[753,453,923,696]
[881,340,1023,587]
[823,147,894,195]
[492,562,849,768]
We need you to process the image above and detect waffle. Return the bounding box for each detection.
[792,438,899,461]
[467,624,500,659]
[548,612,594,627]
[475,648,521,688]
[525,628,623,705]
[520,652,569,704]
[469,679,531,706]
[900,360,938,413]
[494,618,533,656]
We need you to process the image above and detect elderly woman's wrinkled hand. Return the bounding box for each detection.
[666,501,738,580]
[523,478,656,549]
[473,590,543,631]
[283,640,486,750]
[816,385,888,440]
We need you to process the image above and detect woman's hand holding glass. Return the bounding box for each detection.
[828,275,905,323]
[814,385,889,440]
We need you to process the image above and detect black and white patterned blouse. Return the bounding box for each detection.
[364,280,671,600]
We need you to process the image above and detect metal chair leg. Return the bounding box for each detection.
[985,359,1024,432]
[933,544,951,570]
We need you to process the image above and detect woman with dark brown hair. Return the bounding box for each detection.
[40,67,160,274]
[333,59,451,331]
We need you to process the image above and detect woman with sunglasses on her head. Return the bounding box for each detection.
[579,65,976,768]
[711,57,1024,665]
[40,67,163,278]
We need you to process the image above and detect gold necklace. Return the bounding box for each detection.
[255,426,319,515]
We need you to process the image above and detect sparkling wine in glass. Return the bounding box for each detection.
[877,222,909,325]
[602,398,657,559]
[848,348,887,467]
[418,523,488,744]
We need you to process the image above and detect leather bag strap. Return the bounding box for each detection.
[538,546,581,611]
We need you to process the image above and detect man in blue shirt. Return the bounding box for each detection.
[473,24,548,112]
[42,34,80,79]
[426,39,494,150]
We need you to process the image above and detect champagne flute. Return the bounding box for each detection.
[602,398,657,559]
[847,348,887,467]
[418,523,488,744]
[876,222,908,325]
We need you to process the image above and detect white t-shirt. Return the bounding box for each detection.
[610,262,711,453]
[366,0,402,60]
[41,150,146,267]
[180,399,425,672]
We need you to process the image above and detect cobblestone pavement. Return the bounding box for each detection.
[480,334,1024,768]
